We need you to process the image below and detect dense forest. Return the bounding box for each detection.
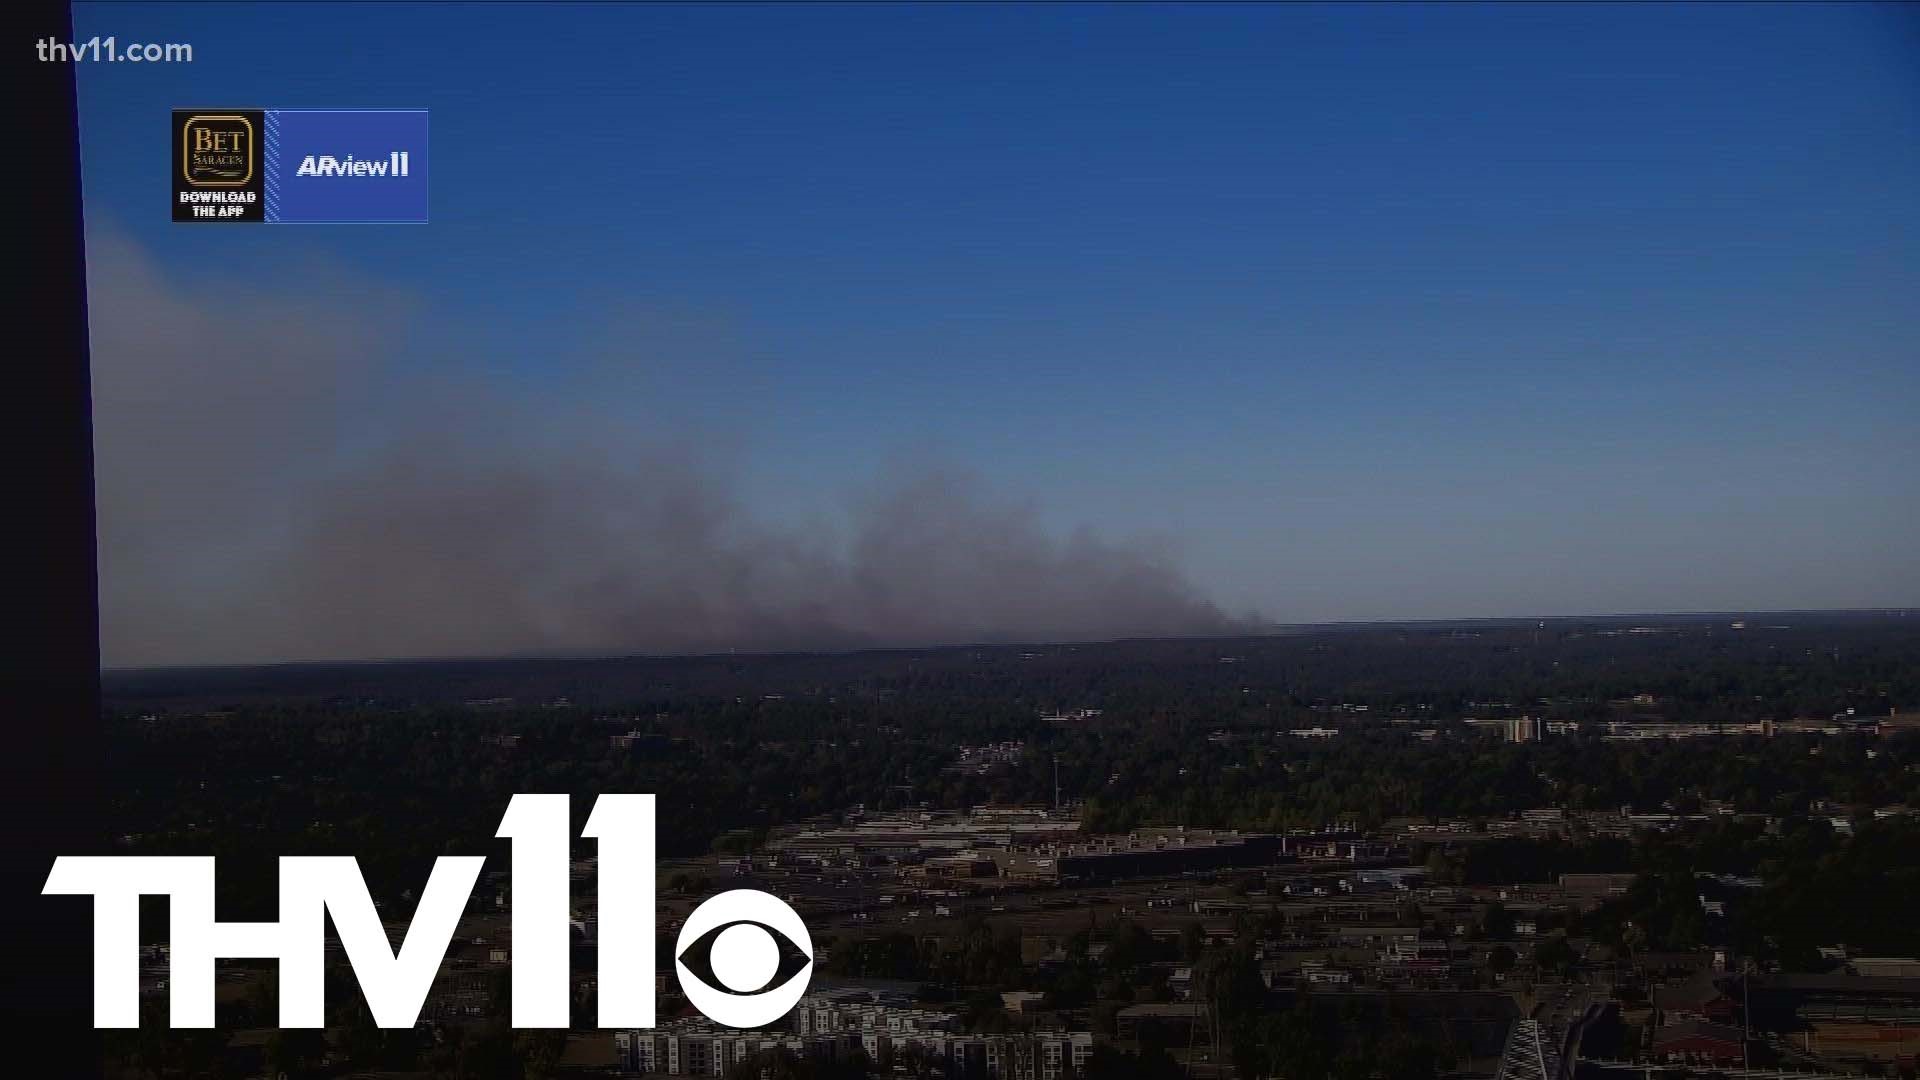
[104,614,1920,718]
[95,616,1920,929]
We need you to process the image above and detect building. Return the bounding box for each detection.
[986,1032,1093,1080]
[1506,716,1542,743]
[773,992,1093,1080]
[1878,710,1920,736]
[1375,937,1456,983]
[917,852,1000,880]
[617,1024,866,1076]
[1116,1002,1209,1044]
[1299,961,1355,986]
[1744,973,1920,1067]
[1559,872,1638,901]
[770,808,1081,863]
[1000,828,1285,882]
[1654,970,1738,1025]
[1652,1019,1746,1065]
[791,991,959,1037]
[1851,958,1920,979]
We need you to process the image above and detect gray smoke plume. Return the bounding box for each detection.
[89,232,1245,667]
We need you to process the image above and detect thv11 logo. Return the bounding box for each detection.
[42,794,813,1030]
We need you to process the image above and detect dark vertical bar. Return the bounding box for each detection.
[11,0,103,1069]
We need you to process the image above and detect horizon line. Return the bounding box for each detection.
[100,605,1920,675]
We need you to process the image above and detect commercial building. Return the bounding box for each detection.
[1506,716,1541,742]
[767,992,1092,1080]
[1559,872,1638,901]
[1115,1002,1209,1044]
[1651,1020,1746,1065]
[1746,973,1920,1068]
[1000,828,1285,882]
[769,808,1081,864]
[616,1024,864,1076]
[792,991,960,1038]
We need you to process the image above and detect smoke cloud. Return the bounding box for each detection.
[89,233,1245,667]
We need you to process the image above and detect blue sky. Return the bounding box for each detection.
[71,3,1920,647]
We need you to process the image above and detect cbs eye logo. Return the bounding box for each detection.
[674,889,814,1027]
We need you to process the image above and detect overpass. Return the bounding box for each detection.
[1496,1019,1567,1080]
[1502,990,1864,1080]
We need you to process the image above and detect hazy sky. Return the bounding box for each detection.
[73,3,1920,666]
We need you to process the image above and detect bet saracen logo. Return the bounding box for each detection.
[173,108,428,224]
[43,795,813,1029]
[174,111,263,221]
